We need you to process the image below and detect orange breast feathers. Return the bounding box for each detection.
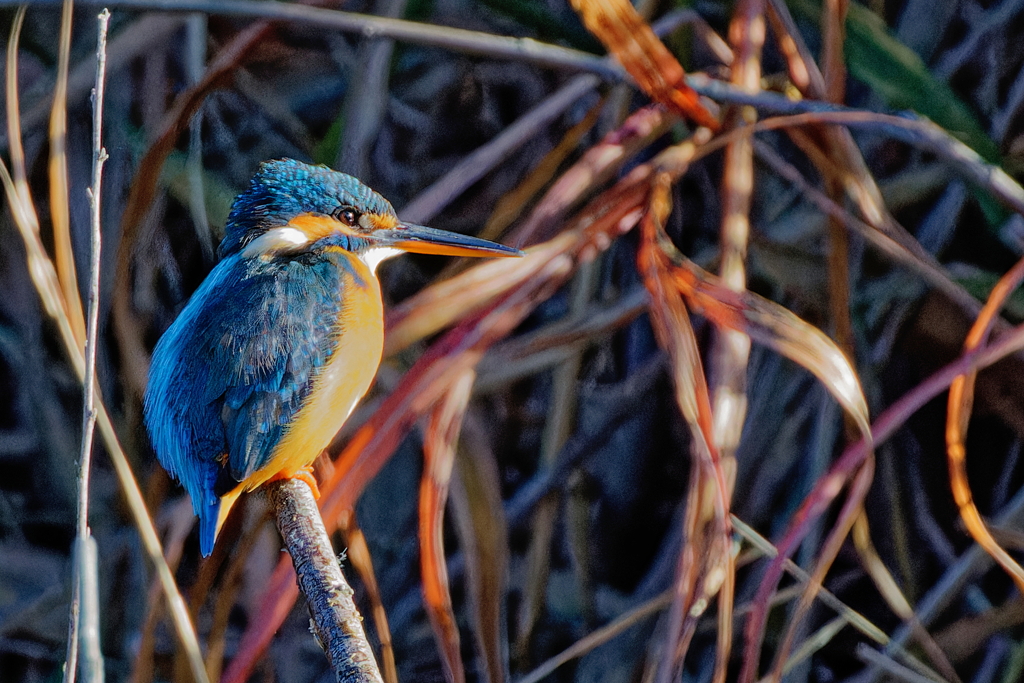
[241,255,384,492]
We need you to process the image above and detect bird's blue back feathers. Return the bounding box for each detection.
[144,247,353,555]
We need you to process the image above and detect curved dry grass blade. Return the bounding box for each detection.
[6,8,34,214]
[647,209,875,683]
[49,0,86,345]
[637,173,731,683]
[112,20,273,398]
[946,254,1024,595]
[421,370,475,683]
[658,240,871,437]
[3,14,208,683]
[569,0,718,129]
[638,174,717,453]
[450,417,509,683]
[340,511,399,683]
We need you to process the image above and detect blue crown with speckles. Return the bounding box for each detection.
[219,159,396,258]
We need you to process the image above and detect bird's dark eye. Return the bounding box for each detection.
[334,207,360,227]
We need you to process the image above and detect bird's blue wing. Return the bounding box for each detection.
[144,254,345,523]
[213,257,346,483]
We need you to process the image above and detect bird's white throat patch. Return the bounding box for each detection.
[359,246,402,273]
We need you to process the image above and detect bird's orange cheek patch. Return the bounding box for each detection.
[360,213,399,231]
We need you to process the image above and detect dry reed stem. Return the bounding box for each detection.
[710,3,766,678]
[637,168,731,683]
[421,370,475,683]
[54,0,621,77]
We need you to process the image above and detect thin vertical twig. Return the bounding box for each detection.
[2,8,207,681]
[78,535,105,683]
[65,9,110,683]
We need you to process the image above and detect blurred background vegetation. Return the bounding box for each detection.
[4,0,1024,682]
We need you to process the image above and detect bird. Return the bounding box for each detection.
[144,158,522,556]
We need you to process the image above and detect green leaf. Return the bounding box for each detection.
[789,0,998,162]
[789,0,1006,223]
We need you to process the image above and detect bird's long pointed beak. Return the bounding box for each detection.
[376,223,523,258]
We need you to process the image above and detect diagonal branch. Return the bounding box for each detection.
[267,478,384,683]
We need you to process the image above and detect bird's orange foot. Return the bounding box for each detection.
[268,465,321,499]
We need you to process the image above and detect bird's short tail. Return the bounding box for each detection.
[198,488,242,556]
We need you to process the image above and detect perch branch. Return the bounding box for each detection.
[266,478,384,683]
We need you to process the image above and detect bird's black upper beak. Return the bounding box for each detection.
[373,223,523,258]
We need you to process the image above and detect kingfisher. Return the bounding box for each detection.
[145,159,521,556]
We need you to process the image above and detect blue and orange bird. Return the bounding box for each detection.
[145,159,521,556]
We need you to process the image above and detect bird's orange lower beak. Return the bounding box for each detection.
[376,223,523,258]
